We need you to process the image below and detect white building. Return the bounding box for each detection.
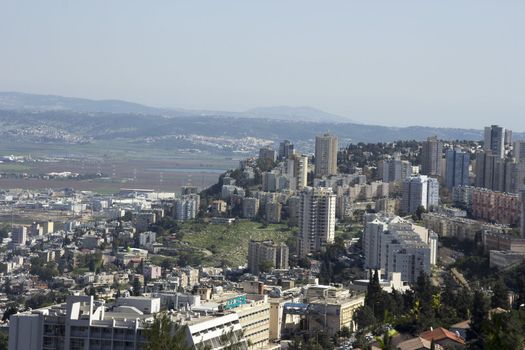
[298,187,336,257]
[174,194,200,221]
[363,213,437,283]
[8,295,249,350]
[401,175,439,214]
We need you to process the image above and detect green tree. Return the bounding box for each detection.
[144,313,191,350]
[353,305,377,329]
[258,260,274,273]
[132,277,142,296]
[491,278,509,310]
[468,290,489,350]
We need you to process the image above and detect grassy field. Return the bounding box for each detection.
[0,163,33,172]
[178,220,297,267]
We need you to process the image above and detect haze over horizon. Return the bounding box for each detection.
[1,1,525,131]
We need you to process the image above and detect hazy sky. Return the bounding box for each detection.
[1,1,524,131]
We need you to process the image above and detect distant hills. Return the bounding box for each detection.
[0,91,520,152]
[0,92,352,123]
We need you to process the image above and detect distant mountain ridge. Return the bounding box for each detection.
[0,91,352,123]
[0,91,522,148]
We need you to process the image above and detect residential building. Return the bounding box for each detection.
[363,213,437,283]
[259,147,277,163]
[242,197,260,219]
[420,136,443,176]
[445,149,470,189]
[484,125,506,159]
[298,187,336,257]
[401,176,439,214]
[422,212,507,241]
[248,240,289,275]
[471,188,521,226]
[522,187,525,238]
[174,194,200,221]
[12,226,27,246]
[379,158,412,183]
[278,140,295,160]
[314,133,338,177]
[514,140,525,163]
[475,151,507,192]
[284,154,308,190]
[264,201,282,224]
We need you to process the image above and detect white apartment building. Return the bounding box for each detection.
[174,194,200,221]
[363,213,437,283]
[298,187,336,257]
[401,175,439,214]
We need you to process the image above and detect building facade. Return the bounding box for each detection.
[401,175,439,214]
[248,240,289,275]
[445,149,470,189]
[314,134,338,177]
[298,187,336,257]
[421,136,443,176]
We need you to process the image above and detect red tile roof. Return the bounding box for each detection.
[420,327,465,345]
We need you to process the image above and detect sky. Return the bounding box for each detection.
[1,1,524,131]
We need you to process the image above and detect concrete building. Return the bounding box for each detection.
[314,133,338,177]
[284,154,308,190]
[259,147,277,163]
[452,185,474,211]
[143,265,162,280]
[522,187,525,238]
[138,231,156,248]
[298,187,336,257]
[514,140,525,163]
[304,285,365,336]
[210,200,227,215]
[379,158,412,183]
[174,194,200,221]
[233,296,273,349]
[471,188,521,226]
[401,176,439,214]
[475,151,507,192]
[422,212,507,241]
[11,226,27,246]
[8,295,157,350]
[375,198,400,215]
[363,213,437,283]
[278,140,295,160]
[484,125,506,159]
[264,201,282,224]
[445,149,470,189]
[421,136,443,176]
[248,240,289,275]
[242,197,260,219]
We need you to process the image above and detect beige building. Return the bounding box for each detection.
[211,200,228,215]
[285,154,309,190]
[248,240,289,275]
[305,285,365,336]
[298,187,336,257]
[314,133,338,177]
[233,296,278,350]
